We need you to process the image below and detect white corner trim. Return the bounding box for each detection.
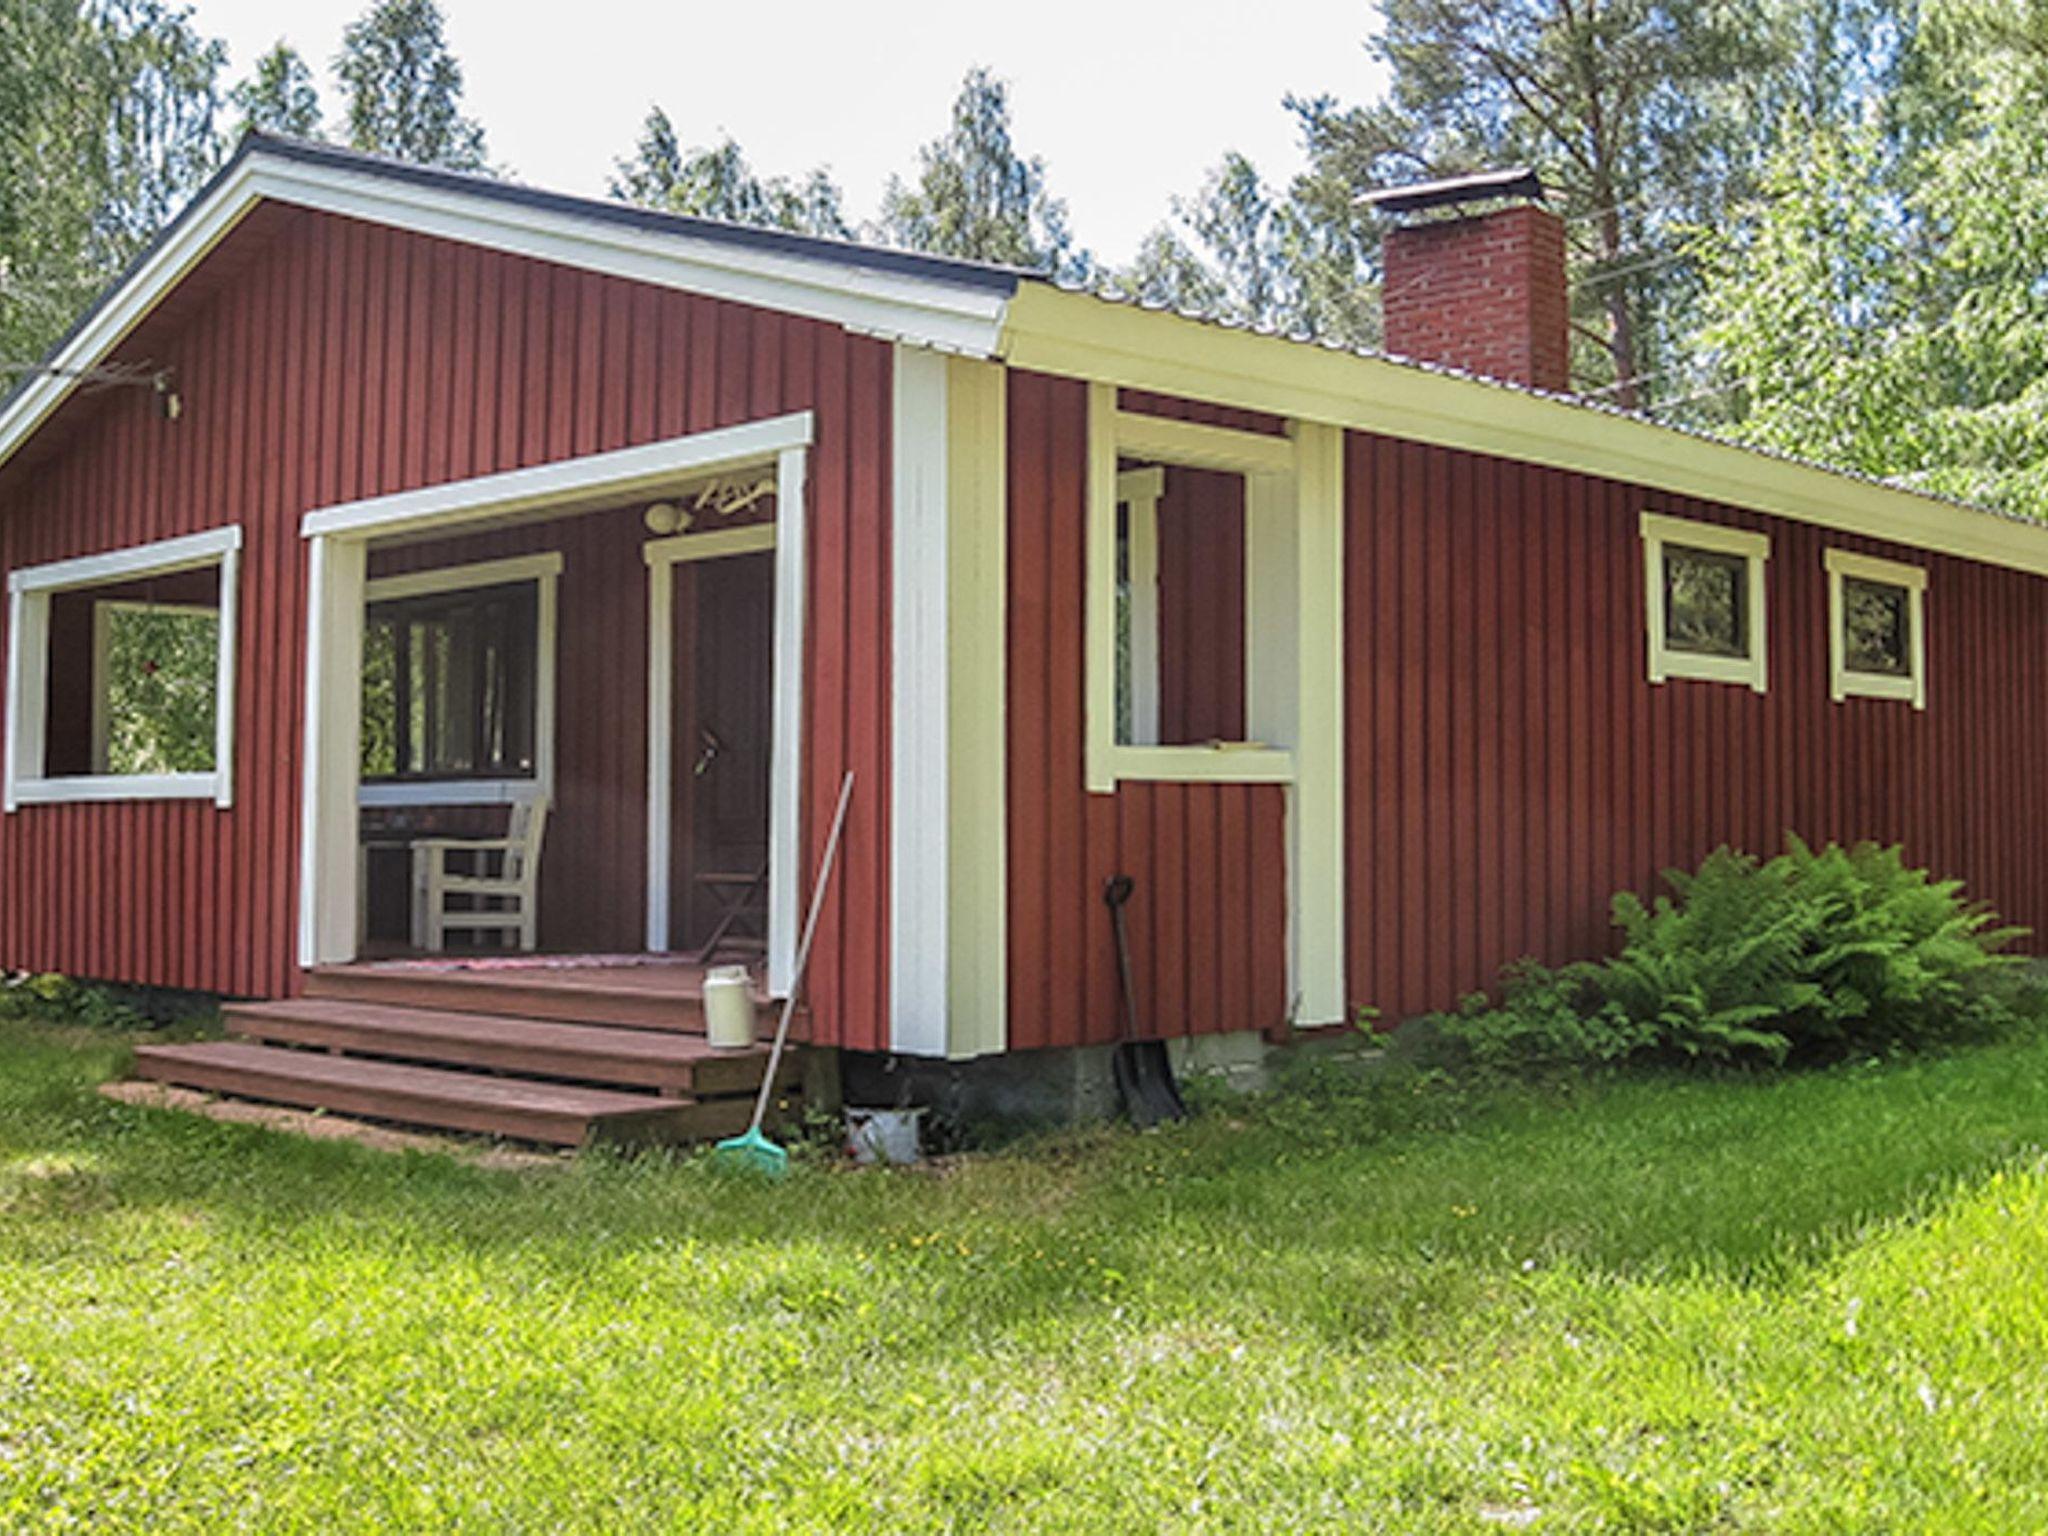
[302,412,814,541]
[298,535,367,967]
[641,452,802,996]
[1825,547,1928,709]
[3,526,242,811]
[891,346,952,1057]
[944,355,1009,1060]
[1640,510,1771,694]
[8,523,243,594]
[363,549,562,802]
[1288,422,1346,1027]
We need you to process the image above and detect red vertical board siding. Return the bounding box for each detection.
[1006,372,1289,1048]
[0,205,892,1048]
[1155,466,1247,745]
[1343,429,2048,1022]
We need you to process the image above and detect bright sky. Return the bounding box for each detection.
[185,0,1388,267]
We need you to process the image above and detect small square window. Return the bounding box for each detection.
[1841,577,1910,676]
[1827,550,1926,708]
[1663,545,1750,660]
[1640,513,1770,692]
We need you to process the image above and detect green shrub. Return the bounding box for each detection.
[1400,838,2031,1076]
[0,973,211,1032]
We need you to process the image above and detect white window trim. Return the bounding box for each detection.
[1825,548,1927,709]
[5,525,241,811]
[358,551,563,807]
[1640,511,1770,693]
[1086,390,1301,788]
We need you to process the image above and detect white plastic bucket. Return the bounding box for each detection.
[701,965,756,1050]
[844,1106,927,1166]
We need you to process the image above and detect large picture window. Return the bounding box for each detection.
[1640,512,1770,693]
[4,526,240,808]
[358,553,559,806]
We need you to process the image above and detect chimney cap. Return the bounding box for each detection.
[1358,167,1545,217]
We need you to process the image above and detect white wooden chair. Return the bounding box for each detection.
[411,797,549,953]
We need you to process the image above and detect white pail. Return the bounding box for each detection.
[702,965,756,1050]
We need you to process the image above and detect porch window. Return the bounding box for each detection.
[4,526,241,809]
[1825,548,1927,709]
[359,553,560,804]
[1640,512,1770,693]
[1086,387,1323,789]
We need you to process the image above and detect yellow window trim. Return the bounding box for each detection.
[1640,511,1771,693]
[1825,548,1928,710]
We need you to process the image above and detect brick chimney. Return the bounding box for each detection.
[1377,193,1570,394]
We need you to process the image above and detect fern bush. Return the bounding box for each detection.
[1405,838,2031,1075]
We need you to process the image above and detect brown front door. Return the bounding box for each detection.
[669,550,775,954]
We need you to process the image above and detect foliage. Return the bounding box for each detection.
[609,108,849,238]
[230,40,321,140]
[878,67,1091,282]
[0,973,153,1030]
[1248,0,1917,404]
[1693,6,2048,516]
[100,603,217,773]
[13,1018,2048,1525]
[0,0,225,364]
[334,0,486,171]
[1412,838,2029,1075]
[1113,148,1378,349]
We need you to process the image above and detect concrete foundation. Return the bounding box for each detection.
[839,1026,1380,1133]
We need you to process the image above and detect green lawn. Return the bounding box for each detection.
[6,1021,2048,1531]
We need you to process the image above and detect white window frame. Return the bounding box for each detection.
[1640,511,1770,693]
[5,525,241,810]
[1086,390,1301,787]
[1825,548,1927,709]
[357,552,563,808]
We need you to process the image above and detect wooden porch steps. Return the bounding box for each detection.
[129,1041,760,1148]
[121,968,800,1150]
[226,999,798,1098]
[303,962,768,1033]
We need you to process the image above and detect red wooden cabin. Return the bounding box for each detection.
[2,139,2043,1135]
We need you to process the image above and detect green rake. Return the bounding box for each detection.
[714,771,855,1176]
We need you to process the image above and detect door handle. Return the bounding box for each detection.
[694,726,723,777]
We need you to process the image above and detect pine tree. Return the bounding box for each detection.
[1289,0,1800,407]
[231,41,321,139]
[879,67,1090,281]
[335,0,486,170]
[609,108,849,238]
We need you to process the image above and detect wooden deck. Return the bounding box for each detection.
[128,956,801,1149]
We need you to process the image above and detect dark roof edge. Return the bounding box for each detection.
[244,133,1028,295]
